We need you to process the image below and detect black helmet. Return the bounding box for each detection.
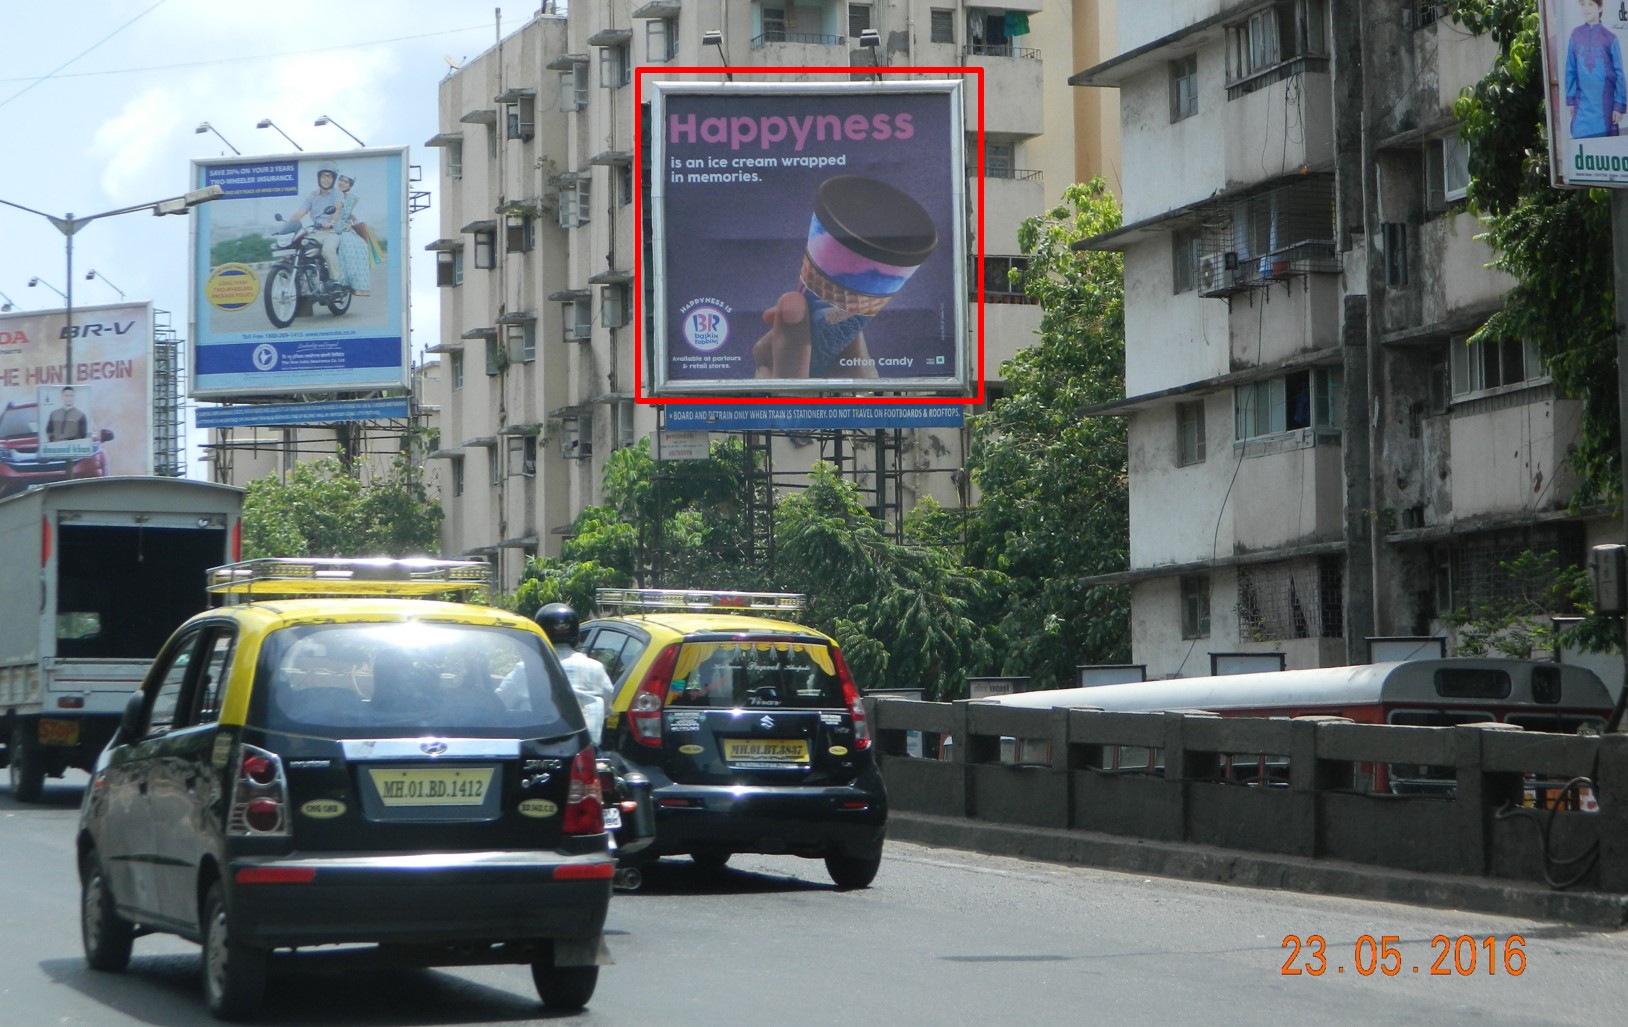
[534,602,580,646]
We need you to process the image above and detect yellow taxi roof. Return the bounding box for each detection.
[600,611,834,643]
[207,597,542,632]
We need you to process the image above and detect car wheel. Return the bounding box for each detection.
[530,959,599,1011]
[81,851,134,972]
[690,851,730,874]
[8,720,44,803]
[201,882,267,1021]
[825,852,881,890]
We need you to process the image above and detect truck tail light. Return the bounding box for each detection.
[561,745,604,835]
[226,743,291,837]
[627,643,679,749]
[833,649,871,751]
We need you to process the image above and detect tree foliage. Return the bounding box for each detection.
[241,456,442,559]
[1447,549,1594,659]
[966,178,1131,684]
[1454,0,1620,508]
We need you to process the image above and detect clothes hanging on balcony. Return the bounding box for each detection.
[1003,12,1030,37]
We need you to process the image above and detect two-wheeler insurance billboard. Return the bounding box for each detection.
[188,148,409,398]
[646,79,969,397]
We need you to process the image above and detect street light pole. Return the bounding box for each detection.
[313,115,367,147]
[0,186,223,385]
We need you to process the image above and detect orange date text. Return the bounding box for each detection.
[1280,934,1526,977]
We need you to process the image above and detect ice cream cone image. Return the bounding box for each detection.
[799,176,937,375]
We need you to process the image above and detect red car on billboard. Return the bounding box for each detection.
[0,400,113,496]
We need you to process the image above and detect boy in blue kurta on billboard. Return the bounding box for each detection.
[1566,0,1627,138]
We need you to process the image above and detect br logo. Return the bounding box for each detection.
[682,305,729,352]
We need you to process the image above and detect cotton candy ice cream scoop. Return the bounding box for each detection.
[798,175,937,375]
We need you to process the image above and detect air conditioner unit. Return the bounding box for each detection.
[1198,253,1241,296]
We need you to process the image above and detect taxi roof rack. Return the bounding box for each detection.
[207,558,492,601]
[595,587,806,614]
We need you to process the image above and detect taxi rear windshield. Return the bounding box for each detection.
[666,639,844,709]
[250,622,581,739]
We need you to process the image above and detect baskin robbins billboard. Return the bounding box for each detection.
[647,79,969,397]
[188,148,409,399]
[1538,0,1628,188]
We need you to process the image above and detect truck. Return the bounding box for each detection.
[0,476,244,802]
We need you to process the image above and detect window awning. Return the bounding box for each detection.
[589,269,634,285]
[548,288,591,301]
[633,0,681,17]
[424,238,465,252]
[460,219,498,234]
[589,149,633,166]
[546,53,589,70]
[496,311,537,325]
[423,132,463,147]
[494,87,536,103]
[588,28,633,46]
[461,326,498,340]
[459,108,497,125]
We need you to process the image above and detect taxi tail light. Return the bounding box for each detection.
[627,643,679,748]
[562,745,605,835]
[226,743,292,838]
[833,649,871,751]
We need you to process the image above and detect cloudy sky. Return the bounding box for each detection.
[0,0,552,472]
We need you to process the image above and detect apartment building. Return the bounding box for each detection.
[1073,2,1615,678]
[425,0,1113,590]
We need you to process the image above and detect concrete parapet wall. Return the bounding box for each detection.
[869,698,1628,896]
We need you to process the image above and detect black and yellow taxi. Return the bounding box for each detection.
[76,558,615,1020]
[581,589,886,889]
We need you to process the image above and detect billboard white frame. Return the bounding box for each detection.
[1538,0,1628,188]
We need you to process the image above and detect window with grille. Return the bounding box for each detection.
[436,250,463,287]
[1171,228,1199,293]
[485,335,502,375]
[1177,401,1206,466]
[1169,54,1198,122]
[1181,574,1211,639]
[451,455,464,496]
[505,215,534,253]
[1225,0,1327,94]
[618,163,634,206]
[506,97,535,141]
[1236,558,1343,641]
[447,142,463,180]
[451,352,464,390]
[930,9,954,43]
[489,447,501,486]
[563,298,592,341]
[558,181,591,228]
[849,3,872,38]
[978,255,1035,303]
[602,284,630,328]
[509,322,536,363]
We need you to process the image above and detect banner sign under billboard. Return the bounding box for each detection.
[195,396,411,428]
[663,404,964,431]
[1539,0,1628,188]
[648,79,968,396]
[0,303,154,494]
[189,148,410,398]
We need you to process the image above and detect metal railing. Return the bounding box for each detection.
[751,31,844,49]
[976,167,1043,182]
[962,43,1040,59]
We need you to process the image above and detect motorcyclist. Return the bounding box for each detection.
[285,160,345,291]
[531,603,616,744]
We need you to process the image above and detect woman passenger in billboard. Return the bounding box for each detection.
[334,173,375,297]
[1565,0,1627,138]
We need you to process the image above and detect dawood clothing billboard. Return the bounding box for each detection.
[1539,0,1628,187]
[188,148,409,398]
[0,303,154,490]
[648,80,967,396]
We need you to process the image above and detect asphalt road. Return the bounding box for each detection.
[5,773,1627,1026]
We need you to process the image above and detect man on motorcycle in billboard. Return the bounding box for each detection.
[287,161,345,295]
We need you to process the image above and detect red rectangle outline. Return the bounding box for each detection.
[633,65,985,407]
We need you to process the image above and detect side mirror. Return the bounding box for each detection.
[117,689,146,744]
[97,428,115,443]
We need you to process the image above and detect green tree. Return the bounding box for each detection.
[210,234,274,266]
[1454,0,1621,508]
[966,178,1131,686]
[241,456,442,559]
[1447,549,1593,659]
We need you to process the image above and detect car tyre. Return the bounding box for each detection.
[81,851,134,972]
[530,958,599,1011]
[825,852,881,890]
[202,882,267,1021]
[8,720,44,803]
[690,851,730,874]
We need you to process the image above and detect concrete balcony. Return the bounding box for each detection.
[977,167,1044,249]
[962,48,1043,138]
[1232,430,1346,551]
[1222,69,1334,185]
[980,300,1041,381]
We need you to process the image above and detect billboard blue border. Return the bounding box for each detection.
[663,405,964,430]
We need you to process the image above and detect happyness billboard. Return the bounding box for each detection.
[0,303,154,494]
[188,148,409,398]
[647,79,968,397]
[1539,0,1628,187]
